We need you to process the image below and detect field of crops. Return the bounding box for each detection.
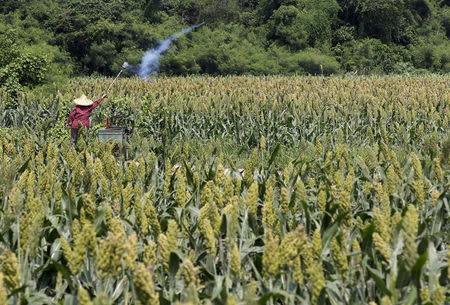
[0,76,449,305]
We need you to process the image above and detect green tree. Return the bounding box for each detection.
[0,0,449,76]
[0,0,26,14]
[269,0,339,50]
[333,38,408,73]
[339,0,435,44]
[412,41,450,72]
[0,30,49,97]
[269,5,308,49]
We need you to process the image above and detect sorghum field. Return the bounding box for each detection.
[0,76,449,305]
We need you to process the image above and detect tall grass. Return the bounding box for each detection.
[0,76,448,305]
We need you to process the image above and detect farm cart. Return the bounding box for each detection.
[97,114,130,159]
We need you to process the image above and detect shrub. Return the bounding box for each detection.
[333,39,408,74]
[411,41,450,73]
[293,51,340,75]
[269,5,308,50]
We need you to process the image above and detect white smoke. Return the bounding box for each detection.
[127,24,203,78]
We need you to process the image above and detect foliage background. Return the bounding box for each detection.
[0,0,449,92]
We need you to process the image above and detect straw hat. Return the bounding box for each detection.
[73,94,93,106]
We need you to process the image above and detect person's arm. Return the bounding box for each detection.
[67,108,75,127]
[90,94,108,110]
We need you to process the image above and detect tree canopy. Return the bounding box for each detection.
[0,0,448,90]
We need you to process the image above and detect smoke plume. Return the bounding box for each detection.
[127,24,203,78]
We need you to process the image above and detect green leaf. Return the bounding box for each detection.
[17,157,30,176]
[169,251,181,277]
[257,292,285,305]
[50,259,74,289]
[367,266,391,297]
[7,285,27,298]
[401,287,417,305]
[411,250,428,283]
[267,144,281,168]
[322,213,345,249]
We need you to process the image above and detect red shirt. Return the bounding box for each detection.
[67,98,104,128]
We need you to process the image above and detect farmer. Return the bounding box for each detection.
[67,94,107,146]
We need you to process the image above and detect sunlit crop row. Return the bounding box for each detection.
[0,76,448,305]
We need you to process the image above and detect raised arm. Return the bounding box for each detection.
[67,108,76,126]
[90,94,108,110]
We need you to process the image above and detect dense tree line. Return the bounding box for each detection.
[0,0,449,91]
